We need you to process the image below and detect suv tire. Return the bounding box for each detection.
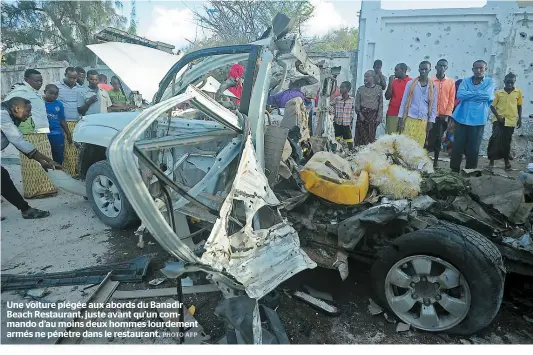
[86,160,138,229]
[371,222,505,335]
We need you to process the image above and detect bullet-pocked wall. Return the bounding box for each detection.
[357,0,533,157]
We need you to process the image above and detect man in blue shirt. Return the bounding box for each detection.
[450,60,495,172]
[44,84,72,164]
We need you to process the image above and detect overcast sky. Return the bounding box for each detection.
[123,0,488,50]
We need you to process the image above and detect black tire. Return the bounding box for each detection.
[85,160,138,229]
[371,221,505,335]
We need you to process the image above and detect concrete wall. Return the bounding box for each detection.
[1,62,130,100]
[1,61,69,99]
[357,0,533,158]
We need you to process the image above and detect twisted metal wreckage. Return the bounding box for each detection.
[108,14,331,344]
[104,14,532,343]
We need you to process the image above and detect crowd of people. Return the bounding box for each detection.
[329,59,523,172]
[1,59,525,220]
[1,67,135,220]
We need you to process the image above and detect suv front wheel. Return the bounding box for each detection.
[371,222,505,335]
[85,160,138,229]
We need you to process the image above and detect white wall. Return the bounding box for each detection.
[1,62,68,99]
[357,0,533,157]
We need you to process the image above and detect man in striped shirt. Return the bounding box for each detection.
[56,67,81,122]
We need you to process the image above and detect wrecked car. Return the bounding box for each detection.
[52,13,532,342]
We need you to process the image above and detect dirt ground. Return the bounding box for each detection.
[1,157,532,344]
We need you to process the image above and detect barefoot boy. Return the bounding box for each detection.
[44,84,72,164]
[488,73,523,171]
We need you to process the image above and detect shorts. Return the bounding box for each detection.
[334,123,352,142]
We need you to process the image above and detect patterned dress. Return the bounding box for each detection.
[354,85,383,146]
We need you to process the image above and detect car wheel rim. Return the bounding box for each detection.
[384,255,471,332]
[92,175,121,218]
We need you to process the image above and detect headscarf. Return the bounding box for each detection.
[227,64,245,103]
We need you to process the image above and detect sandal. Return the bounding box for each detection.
[21,208,50,219]
[505,164,512,171]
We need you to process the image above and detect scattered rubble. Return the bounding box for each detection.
[383,312,397,324]
[25,288,48,298]
[396,322,411,333]
[293,291,340,316]
[368,298,384,316]
[148,278,166,286]
[302,285,333,302]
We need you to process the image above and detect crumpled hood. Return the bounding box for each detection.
[87,42,183,102]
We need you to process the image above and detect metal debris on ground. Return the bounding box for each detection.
[302,285,333,302]
[367,298,383,316]
[396,322,410,332]
[159,261,194,283]
[25,288,48,298]
[459,339,471,345]
[523,315,533,324]
[503,233,533,254]
[55,273,119,344]
[293,291,340,316]
[157,298,211,344]
[383,312,397,324]
[1,255,152,291]
[470,175,531,225]
[148,277,166,286]
[111,284,220,300]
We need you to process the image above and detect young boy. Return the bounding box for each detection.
[331,81,356,151]
[488,73,523,171]
[44,84,72,164]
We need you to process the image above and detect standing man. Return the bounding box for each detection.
[428,59,456,168]
[385,63,411,134]
[108,76,135,112]
[56,67,80,122]
[56,67,80,177]
[4,69,57,198]
[488,73,523,171]
[373,60,388,91]
[398,61,437,146]
[1,97,61,219]
[98,74,113,91]
[450,60,495,172]
[75,67,87,88]
[78,70,113,116]
[332,81,356,151]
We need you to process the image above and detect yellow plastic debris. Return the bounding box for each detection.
[188,305,196,316]
[300,151,369,205]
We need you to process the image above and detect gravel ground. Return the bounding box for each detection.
[1,160,532,345]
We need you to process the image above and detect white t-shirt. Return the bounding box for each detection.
[4,82,49,133]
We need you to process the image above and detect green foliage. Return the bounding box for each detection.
[307,27,359,51]
[1,0,127,65]
[128,0,137,35]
